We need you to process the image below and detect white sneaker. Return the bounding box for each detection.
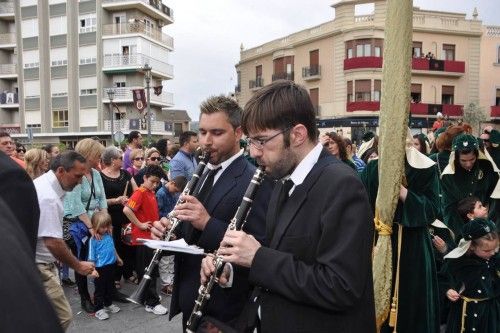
[95,309,109,320]
[145,304,168,315]
[104,304,121,313]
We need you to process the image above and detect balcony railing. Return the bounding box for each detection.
[0,64,16,75]
[0,33,16,45]
[102,0,174,21]
[343,56,465,74]
[104,119,173,132]
[103,22,173,49]
[0,2,14,16]
[103,53,173,78]
[249,77,264,90]
[347,101,463,116]
[491,106,500,118]
[103,87,173,106]
[0,91,18,105]
[272,72,294,81]
[302,65,321,80]
[347,101,380,112]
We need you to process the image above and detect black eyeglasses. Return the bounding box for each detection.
[246,127,291,150]
[133,157,144,161]
[149,157,161,161]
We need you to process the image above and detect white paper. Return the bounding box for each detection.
[137,238,205,255]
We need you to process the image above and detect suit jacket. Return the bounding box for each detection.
[248,150,376,333]
[169,154,271,323]
[0,151,39,256]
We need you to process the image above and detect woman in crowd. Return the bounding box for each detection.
[126,148,144,177]
[63,138,107,313]
[413,133,430,155]
[322,132,356,170]
[100,146,138,289]
[134,147,165,188]
[24,148,50,180]
[43,143,60,160]
[14,142,26,161]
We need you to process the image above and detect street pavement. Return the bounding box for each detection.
[64,278,182,332]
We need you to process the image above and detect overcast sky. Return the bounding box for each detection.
[164,0,498,121]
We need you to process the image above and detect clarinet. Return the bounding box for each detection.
[186,167,265,332]
[127,151,210,305]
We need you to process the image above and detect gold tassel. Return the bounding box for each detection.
[389,296,397,327]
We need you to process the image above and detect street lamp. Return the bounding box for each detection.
[143,63,152,144]
[107,88,116,146]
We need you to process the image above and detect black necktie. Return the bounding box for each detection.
[275,179,294,215]
[196,167,221,205]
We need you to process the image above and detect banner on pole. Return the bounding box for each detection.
[132,89,147,112]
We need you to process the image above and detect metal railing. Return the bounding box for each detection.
[104,119,172,132]
[103,53,173,77]
[102,0,174,21]
[103,86,173,106]
[0,33,15,45]
[302,65,321,78]
[249,77,264,89]
[0,2,14,15]
[0,64,16,75]
[0,91,18,105]
[272,72,294,81]
[103,22,173,49]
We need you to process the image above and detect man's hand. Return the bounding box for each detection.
[138,221,152,231]
[151,217,172,240]
[432,235,448,254]
[174,195,210,230]
[76,261,95,276]
[217,230,261,268]
[200,254,230,286]
[446,289,460,302]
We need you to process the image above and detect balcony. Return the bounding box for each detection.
[103,22,173,50]
[0,64,17,78]
[0,91,19,108]
[102,87,174,107]
[302,65,321,81]
[344,57,383,71]
[491,106,500,118]
[0,2,14,19]
[103,53,173,79]
[347,101,380,112]
[104,119,174,133]
[102,0,174,25]
[0,33,16,49]
[249,78,264,90]
[343,56,465,76]
[272,72,294,81]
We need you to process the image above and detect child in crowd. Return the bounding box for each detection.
[444,218,500,333]
[457,196,489,224]
[88,211,123,320]
[123,165,168,315]
[156,175,187,296]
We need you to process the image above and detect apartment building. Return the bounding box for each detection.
[0,0,175,146]
[235,0,500,141]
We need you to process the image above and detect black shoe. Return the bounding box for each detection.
[113,290,130,303]
[61,278,76,287]
[81,298,96,313]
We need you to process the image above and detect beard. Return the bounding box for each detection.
[259,147,296,180]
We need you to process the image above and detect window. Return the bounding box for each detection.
[80,88,97,95]
[79,15,96,33]
[26,124,41,128]
[115,82,126,88]
[411,84,422,103]
[497,46,500,64]
[442,44,455,61]
[24,62,39,68]
[21,18,38,38]
[412,42,422,58]
[51,59,67,66]
[442,86,454,105]
[496,88,500,106]
[374,46,381,57]
[49,16,67,36]
[347,81,353,102]
[79,57,96,64]
[355,40,372,57]
[373,80,381,101]
[355,80,371,101]
[52,110,69,127]
[347,48,353,59]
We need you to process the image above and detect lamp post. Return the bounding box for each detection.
[107,89,115,146]
[143,63,152,144]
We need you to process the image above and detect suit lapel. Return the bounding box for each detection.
[269,150,336,249]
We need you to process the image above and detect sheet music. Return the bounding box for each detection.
[137,238,205,255]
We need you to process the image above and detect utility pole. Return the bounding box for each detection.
[143,63,152,144]
[107,88,116,146]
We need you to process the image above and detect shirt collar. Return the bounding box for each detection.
[47,170,66,199]
[287,143,323,191]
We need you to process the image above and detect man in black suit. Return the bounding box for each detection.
[0,151,39,256]
[152,96,269,328]
[202,81,376,333]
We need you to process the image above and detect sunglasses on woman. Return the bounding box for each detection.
[133,157,144,161]
[149,157,161,161]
